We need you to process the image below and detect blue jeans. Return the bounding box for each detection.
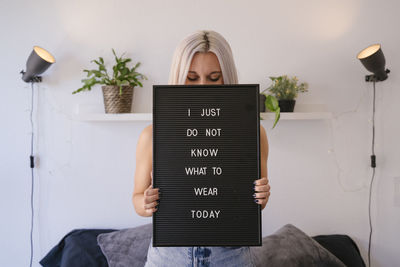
[144,237,256,267]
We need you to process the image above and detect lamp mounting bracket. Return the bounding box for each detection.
[365,69,391,82]
[20,70,42,83]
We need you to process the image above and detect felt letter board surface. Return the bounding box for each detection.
[152,84,261,247]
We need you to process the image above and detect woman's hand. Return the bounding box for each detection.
[143,170,160,215]
[253,177,270,210]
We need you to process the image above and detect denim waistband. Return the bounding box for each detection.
[144,238,255,267]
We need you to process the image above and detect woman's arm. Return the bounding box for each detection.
[132,125,160,217]
[254,125,270,211]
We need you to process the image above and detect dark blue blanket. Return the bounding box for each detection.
[40,229,116,267]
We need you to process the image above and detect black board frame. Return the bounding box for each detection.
[152,84,262,247]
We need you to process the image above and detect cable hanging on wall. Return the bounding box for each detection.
[367,79,376,267]
[327,87,369,193]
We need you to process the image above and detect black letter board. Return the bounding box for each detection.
[152,84,261,247]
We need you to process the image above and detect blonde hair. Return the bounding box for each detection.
[168,30,238,85]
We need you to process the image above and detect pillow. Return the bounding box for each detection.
[250,224,346,267]
[98,223,346,267]
[97,223,152,267]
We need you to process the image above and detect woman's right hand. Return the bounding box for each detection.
[143,170,160,215]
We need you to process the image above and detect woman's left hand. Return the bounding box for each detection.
[253,177,270,210]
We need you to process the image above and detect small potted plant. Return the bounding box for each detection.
[265,75,308,112]
[73,48,147,113]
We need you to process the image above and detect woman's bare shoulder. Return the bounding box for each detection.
[140,124,153,141]
[260,124,266,136]
[138,124,153,146]
[144,124,153,133]
[260,124,268,142]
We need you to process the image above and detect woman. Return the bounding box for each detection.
[132,30,271,267]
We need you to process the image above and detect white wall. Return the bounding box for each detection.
[1,0,399,266]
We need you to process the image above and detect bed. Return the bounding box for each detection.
[39,223,365,267]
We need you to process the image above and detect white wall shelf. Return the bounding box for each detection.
[72,104,332,122]
[73,112,152,122]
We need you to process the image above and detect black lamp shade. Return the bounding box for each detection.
[22,46,55,82]
[357,44,388,81]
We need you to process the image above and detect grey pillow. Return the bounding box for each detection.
[250,224,346,267]
[98,223,345,267]
[97,223,152,267]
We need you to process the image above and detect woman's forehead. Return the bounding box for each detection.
[189,52,222,72]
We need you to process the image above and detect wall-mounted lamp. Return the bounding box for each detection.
[20,45,56,267]
[20,46,55,83]
[357,44,390,82]
[357,43,390,267]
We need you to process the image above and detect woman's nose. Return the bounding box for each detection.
[198,77,207,84]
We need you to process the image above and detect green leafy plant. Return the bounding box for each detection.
[73,48,147,95]
[266,75,308,100]
[260,94,280,129]
[265,95,280,129]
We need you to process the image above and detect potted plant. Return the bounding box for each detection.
[265,75,308,112]
[73,48,147,113]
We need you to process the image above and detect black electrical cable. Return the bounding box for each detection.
[29,81,35,267]
[367,79,376,267]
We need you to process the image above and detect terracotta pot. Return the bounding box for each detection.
[101,85,134,113]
